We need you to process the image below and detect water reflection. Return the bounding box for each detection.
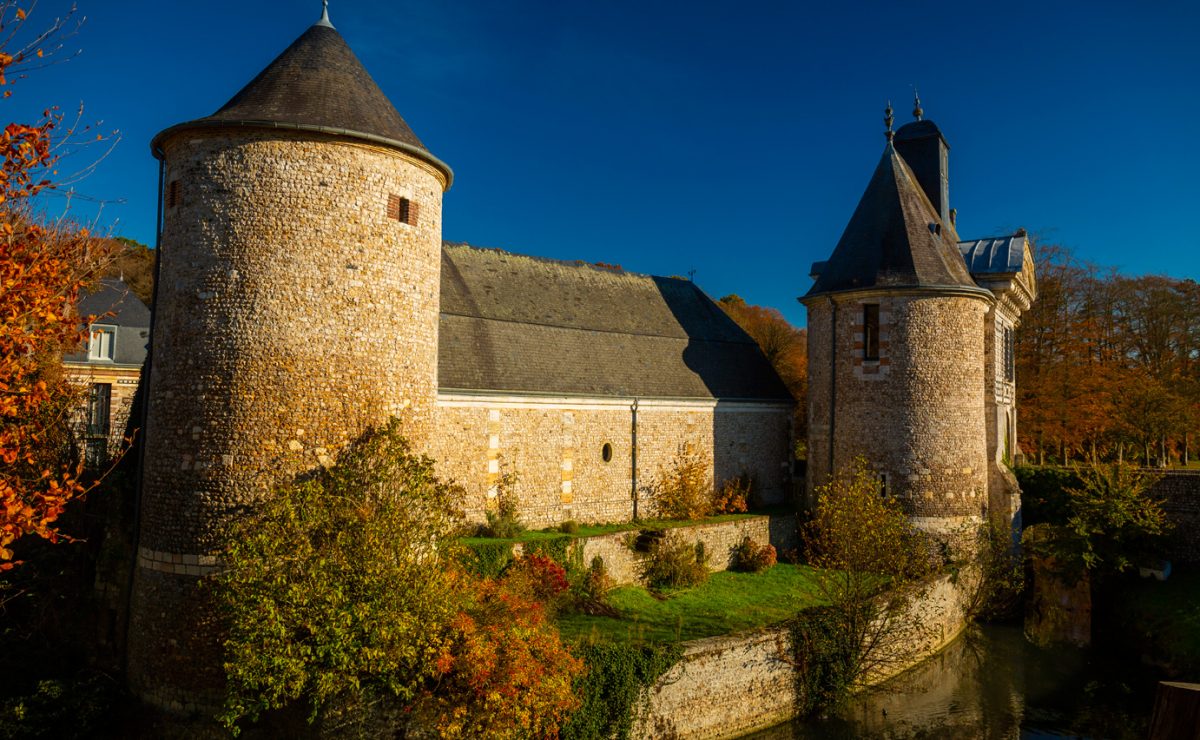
[744,624,1152,740]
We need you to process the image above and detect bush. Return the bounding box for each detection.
[479,459,524,538]
[503,553,570,610]
[644,442,713,520]
[732,536,777,573]
[214,419,465,732]
[558,519,581,534]
[566,556,618,617]
[1014,465,1082,527]
[410,577,584,740]
[712,476,750,514]
[639,535,709,591]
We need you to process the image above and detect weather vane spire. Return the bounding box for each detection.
[913,88,923,121]
[884,101,894,142]
[316,0,334,28]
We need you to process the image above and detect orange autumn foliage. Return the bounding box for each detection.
[416,572,584,739]
[0,5,113,567]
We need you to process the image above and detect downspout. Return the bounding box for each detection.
[631,397,639,521]
[122,151,166,668]
[827,297,837,479]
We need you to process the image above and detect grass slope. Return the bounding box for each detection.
[558,563,825,644]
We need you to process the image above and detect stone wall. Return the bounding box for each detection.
[635,571,974,739]
[569,513,799,585]
[806,291,989,539]
[432,393,793,528]
[128,129,448,709]
[1151,471,1200,562]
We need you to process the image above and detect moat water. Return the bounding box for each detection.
[744,623,1159,740]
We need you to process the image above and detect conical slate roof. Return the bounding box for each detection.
[152,19,452,185]
[804,145,982,298]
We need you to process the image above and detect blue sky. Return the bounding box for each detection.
[12,0,1200,326]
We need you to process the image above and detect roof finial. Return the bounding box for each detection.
[913,88,923,120]
[884,101,894,143]
[316,0,334,28]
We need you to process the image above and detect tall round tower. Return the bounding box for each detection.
[803,106,991,546]
[127,7,452,710]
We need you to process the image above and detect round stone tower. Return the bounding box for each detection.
[127,8,452,709]
[803,105,991,545]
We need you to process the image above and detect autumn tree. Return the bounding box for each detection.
[718,294,808,440]
[793,457,935,712]
[0,2,114,567]
[1017,239,1199,466]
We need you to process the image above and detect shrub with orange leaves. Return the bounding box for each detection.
[0,3,114,567]
[415,575,584,740]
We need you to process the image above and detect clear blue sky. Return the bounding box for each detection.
[13,0,1200,326]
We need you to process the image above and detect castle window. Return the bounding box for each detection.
[601,442,613,463]
[88,326,115,362]
[85,383,111,468]
[166,179,180,209]
[388,194,418,226]
[878,472,890,497]
[1003,326,1015,382]
[863,304,880,361]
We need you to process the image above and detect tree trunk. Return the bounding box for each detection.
[1117,442,1124,465]
[1185,432,1190,466]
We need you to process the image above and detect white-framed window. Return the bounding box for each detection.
[88,326,115,362]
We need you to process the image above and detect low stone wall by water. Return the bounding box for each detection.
[633,571,974,739]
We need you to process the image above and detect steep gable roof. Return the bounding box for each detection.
[805,145,983,298]
[439,244,792,401]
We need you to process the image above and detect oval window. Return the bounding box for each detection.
[601,443,613,463]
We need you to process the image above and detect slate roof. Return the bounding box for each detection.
[804,145,984,299]
[151,20,452,184]
[64,278,151,367]
[958,234,1029,275]
[439,244,792,401]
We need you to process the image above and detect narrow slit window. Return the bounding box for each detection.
[863,304,880,361]
[166,180,180,209]
[388,194,418,225]
[1004,326,1015,382]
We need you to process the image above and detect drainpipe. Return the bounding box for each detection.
[122,152,166,668]
[631,397,640,521]
[827,297,837,480]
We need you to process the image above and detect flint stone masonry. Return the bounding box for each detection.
[432,395,793,527]
[128,129,446,708]
[806,293,990,534]
[634,571,974,739]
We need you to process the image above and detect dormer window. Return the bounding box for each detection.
[863,304,880,361]
[88,326,115,362]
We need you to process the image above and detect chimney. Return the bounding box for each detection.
[894,99,950,226]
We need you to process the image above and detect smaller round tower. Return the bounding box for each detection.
[803,103,992,545]
[127,7,453,709]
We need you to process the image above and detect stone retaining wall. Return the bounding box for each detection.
[1151,470,1200,562]
[634,571,974,739]
[575,513,799,585]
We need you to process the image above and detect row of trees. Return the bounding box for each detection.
[1017,241,1200,466]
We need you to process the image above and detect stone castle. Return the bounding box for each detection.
[803,101,1035,541]
[126,7,1033,712]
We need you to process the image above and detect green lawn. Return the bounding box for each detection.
[460,509,789,549]
[556,563,825,644]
